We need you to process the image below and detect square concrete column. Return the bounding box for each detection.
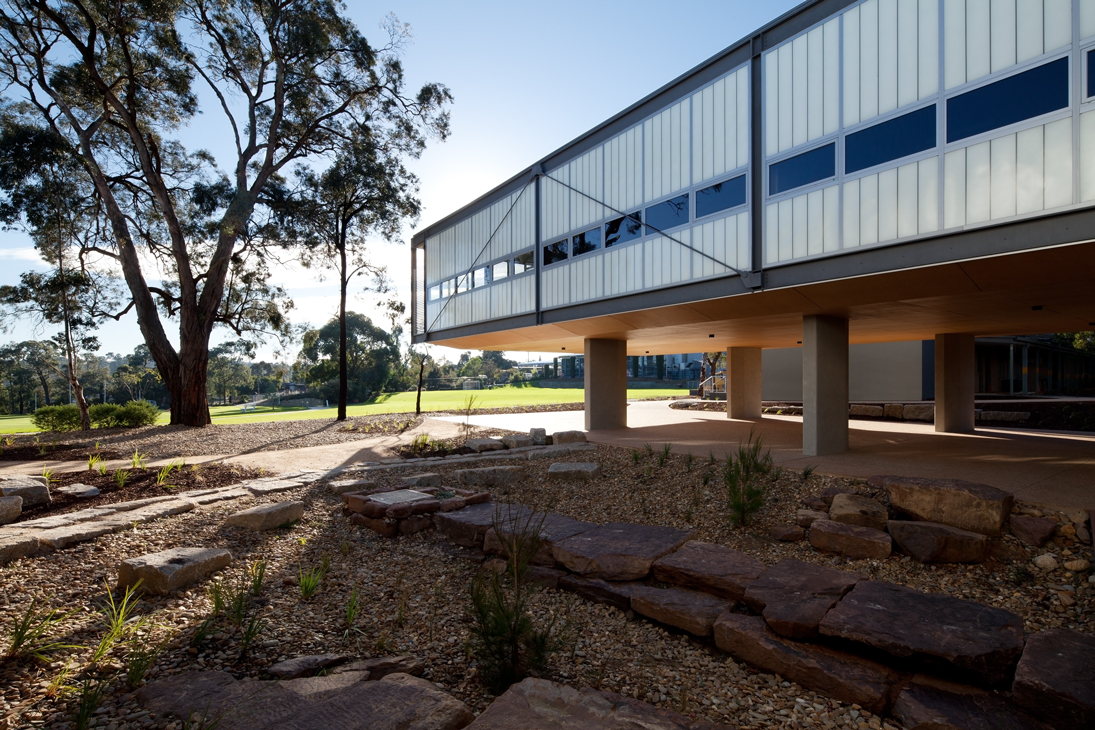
[802,315,849,456]
[726,347,762,419]
[584,338,627,431]
[935,333,976,433]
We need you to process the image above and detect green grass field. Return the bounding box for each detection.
[0,385,689,433]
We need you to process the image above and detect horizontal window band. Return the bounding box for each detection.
[846,105,936,175]
[769,143,835,196]
[947,58,1069,144]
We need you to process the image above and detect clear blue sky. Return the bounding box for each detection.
[0,0,801,364]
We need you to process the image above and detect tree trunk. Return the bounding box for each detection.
[37,372,52,406]
[337,229,349,422]
[71,377,91,431]
[415,356,426,415]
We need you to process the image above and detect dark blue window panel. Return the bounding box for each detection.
[845,106,936,174]
[605,212,642,247]
[1088,50,1095,98]
[769,144,835,195]
[947,58,1069,143]
[543,240,567,265]
[645,194,689,233]
[572,227,601,256]
[696,175,747,217]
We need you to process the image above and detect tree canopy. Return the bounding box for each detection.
[295,312,397,403]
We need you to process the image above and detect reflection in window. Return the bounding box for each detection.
[455,273,471,294]
[769,144,835,195]
[473,267,489,288]
[513,251,534,273]
[696,175,747,218]
[441,279,454,297]
[947,58,1069,143]
[1088,50,1095,98]
[543,240,568,265]
[845,106,936,174]
[572,227,602,256]
[492,261,508,280]
[645,194,690,233]
[428,285,440,301]
[605,212,642,247]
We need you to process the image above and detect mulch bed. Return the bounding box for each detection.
[0,440,125,462]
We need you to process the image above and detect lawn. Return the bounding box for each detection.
[0,385,689,433]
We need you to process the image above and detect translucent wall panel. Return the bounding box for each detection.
[542,168,570,241]
[568,255,605,305]
[541,265,569,309]
[644,231,692,288]
[1081,110,1095,202]
[691,211,750,278]
[944,0,1072,91]
[644,100,690,201]
[844,0,938,128]
[488,187,535,262]
[565,147,605,231]
[1083,0,1095,39]
[692,67,750,185]
[764,185,839,263]
[843,158,939,249]
[604,126,643,212]
[943,117,1072,227]
[603,244,645,298]
[764,17,840,157]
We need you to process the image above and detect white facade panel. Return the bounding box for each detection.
[944,149,967,228]
[823,186,841,252]
[792,194,808,259]
[877,167,899,242]
[644,100,690,201]
[692,67,748,185]
[807,189,824,256]
[897,0,919,109]
[918,157,940,234]
[765,18,839,156]
[568,255,604,304]
[845,5,863,127]
[1083,0,1095,39]
[765,49,780,157]
[990,133,1018,219]
[861,173,880,245]
[808,29,825,142]
[605,126,643,212]
[991,0,1018,74]
[567,147,605,231]
[844,178,862,248]
[879,0,900,116]
[691,214,744,278]
[778,43,794,152]
[1016,0,1044,63]
[766,203,780,264]
[543,168,570,241]
[919,0,940,98]
[778,199,793,261]
[1043,0,1071,51]
[861,0,881,122]
[897,161,919,238]
[823,20,841,134]
[1016,125,1045,214]
[966,140,992,224]
[1080,110,1095,201]
[944,0,967,90]
[967,0,992,84]
[1043,116,1072,208]
[793,35,809,148]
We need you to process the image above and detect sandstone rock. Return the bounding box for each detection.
[328,479,376,495]
[411,499,440,515]
[876,475,1013,536]
[404,473,442,488]
[501,434,533,449]
[0,495,21,525]
[557,575,640,611]
[888,520,989,563]
[225,501,304,531]
[0,481,50,507]
[797,509,829,527]
[653,541,764,601]
[742,558,860,640]
[464,491,491,505]
[1076,524,1091,544]
[1058,522,1076,538]
[386,503,414,519]
[433,502,532,548]
[892,675,1051,730]
[809,520,892,559]
[553,522,693,580]
[243,479,300,496]
[137,670,474,730]
[849,404,885,418]
[351,514,398,537]
[36,522,118,550]
[466,438,505,453]
[770,524,805,541]
[526,446,572,460]
[883,404,905,419]
[527,566,566,589]
[0,474,47,487]
[551,430,586,444]
[529,428,548,445]
[803,497,828,511]
[117,547,232,595]
[546,462,601,481]
[818,580,1025,686]
[0,533,38,564]
[1032,554,1058,571]
[713,613,900,715]
[455,466,525,487]
[1010,515,1058,547]
[630,586,732,636]
[330,655,424,679]
[1064,558,1091,572]
[1012,629,1095,728]
[466,677,732,729]
[439,497,466,512]
[820,486,859,506]
[399,515,434,535]
[56,483,100,498]
[829,494,889,532]
[903,404,935,421]
[483,513,595,566]
[268,654,351,679]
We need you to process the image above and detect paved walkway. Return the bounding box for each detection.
[435,401,1095,509]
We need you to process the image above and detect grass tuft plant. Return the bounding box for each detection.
[299,565,323,599]
[343,587,362,640]
[226,581,250,627]
[5,596,80,661]
[125,639,161,689]
[724,429,773,527]
[113,468,130,489]
[131,448,149,469]
[91,580,145,666]
[207,582,226,615]
[73,677,110,730]
[41,467,55,484]
[250,560,267,596]
[657,442,672,467]
[803,464,817,482]
[238,615,266,661]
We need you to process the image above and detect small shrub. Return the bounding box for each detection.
[89,403,122,428]
[724,429,772,527]
[116,400,160,428]
[32,404,81,432]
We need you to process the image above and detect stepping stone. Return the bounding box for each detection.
[557,575,641,611]
[1010,515,1058,547]
[137,669,473,730]
[501,434,533,448]
[483,513,595,566]
[818,580,1025,686]
[193,488,251,505]
[742,558,860,640]
[652,541,764,601]
[466,438,504,452]
[243,479,300,496]
[0,533,39,564]
[115,499,197,524]
[770,524,805,541]
[629,585,732,636]
[267,653,351,679]
[893,676,1051,730]
[713,613,901,715]
[403,473,441,488]
[224,501,304,531]
[551,430,587,444]
[820,486,859,506]
[328,478,376,495]
[796,509,828,527]
[466,677,735,729]
[433,502,533,547]
[871,475,1013,536]
[330,655,425,679]
[546,462,601,481]
[552,522,694,580]
[888,520,988,563]
[809,519,892,559]
[117,547,232,595]
[828,493,889,532]
[526,446,573,460]
[56,483,100,498]
[0,481,50,507]
[1012,629,1095,727]
[0,474,47,486]
[36,522,117,550]
[455,465,525,486]
[529,428,548,445]
[0,496,20,525]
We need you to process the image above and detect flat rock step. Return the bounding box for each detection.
[742,558,860,640]
[455,466,525,486]
[117,547,232,595]
[546,462,602,481]
[556,575,640,612]
[871,475,1013,536]
[56,483,99,498]
[809,519,892,560]
[652,540,764,601]
[224,501,304,531]
[1012,628,1095,728]
[887,520,988,563]
[552,522,693,581]
[484,513,595,567]
[0,481,50,507]
[893,676,1051,730]
[242,479,302,496]
[828,493,889,532]
[432,502,532,548]
[629,585,732,637]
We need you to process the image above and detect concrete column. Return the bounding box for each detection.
[802,315,849,456]
[934,333,975,433]
[726,347,762,419]
[584,338,627,431]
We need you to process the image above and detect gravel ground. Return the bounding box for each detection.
[2,443,1090,730]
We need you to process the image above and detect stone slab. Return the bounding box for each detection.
[0,533,39,564]
[370,489,433,506]
[552,522,694,580]
[652,541,764,601]
[0,482,50,507]
[526,446,574,461]
[828,493,889,532]
[770,524,805,541]
[818,580,1025,686]
[466,438,505,452]
[557,575,641,612]
[888,520,988,563]
[329,655,424,679]
[872,475,1013,536]
[502,434,533,449]
[796,509,828,528]
[742,558,860,640]
[529,428,548,446]
[432,502,533,548]
[893,676,1051,730]
[713,612,901,715]
[243,479,301,496]
[267,654,351,679]
[546,462,602,481]
[56,483,100,498]
[403,474,441,488]
[809,519,892,559]
[328,479,376,495]
[0,495,20,525]
[850,404,885,418]
[117,547,232,595]
[351,514,398,537]
[225,501,305,531]
[551,430,587,444]
[630,586,732,637]
[455,466,525,487]
[1010,515,1058,547]
[483,512,596,566]
[1012,629,1095,728]
[193,488,251,505]
[36,522,117,550]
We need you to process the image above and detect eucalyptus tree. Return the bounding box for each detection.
[0,0,451,425]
